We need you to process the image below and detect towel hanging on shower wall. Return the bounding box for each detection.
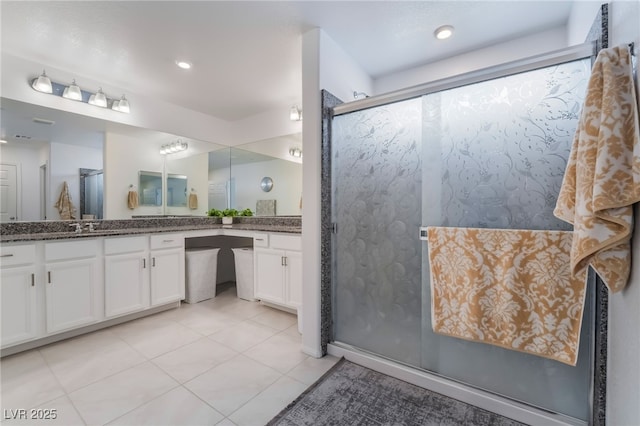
[427,226,588,366]
[554,44,640,293]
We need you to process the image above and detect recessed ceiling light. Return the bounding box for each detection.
[176,60,192,70]
[434,25,454,40]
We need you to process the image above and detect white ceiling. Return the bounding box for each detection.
[1,1,575,122]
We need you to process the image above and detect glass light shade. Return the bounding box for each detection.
[31,70,53,93]
[113,95,130,113]
[88,88,107,108]
[290,105,301,121]
[289,147,302,158]
[62,79,83,101]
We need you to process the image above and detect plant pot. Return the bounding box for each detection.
[222,216,233,225]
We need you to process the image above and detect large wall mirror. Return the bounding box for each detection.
[208,133,303,216]
[0,98,302,222]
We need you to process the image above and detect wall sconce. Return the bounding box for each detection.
[30,70,131,113]
[289,147,302,158]
[160,139,188,155]
[290,105,302,121]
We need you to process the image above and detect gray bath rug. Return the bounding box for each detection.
[268,358,526,426]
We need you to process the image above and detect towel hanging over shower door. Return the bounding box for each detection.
[554,44,640,293]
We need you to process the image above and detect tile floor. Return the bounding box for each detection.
[0,283,339,425]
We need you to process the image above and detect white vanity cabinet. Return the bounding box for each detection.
[44,239,102,333]
[104,236,150,318]
[0,244,38,346]
[149,234,185,306]
[254,234,302,310]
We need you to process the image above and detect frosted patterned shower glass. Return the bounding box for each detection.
[424,59,591,231]
[420,58,593,421]
[331,57,593,421]
[332,99,423,366]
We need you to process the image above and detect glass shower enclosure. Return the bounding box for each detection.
[330,51,594,422]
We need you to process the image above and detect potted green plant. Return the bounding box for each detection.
[207,208,223,218]
[239,208,253,217]
[222,208,239,224]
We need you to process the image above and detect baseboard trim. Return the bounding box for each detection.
[1,302,180,357]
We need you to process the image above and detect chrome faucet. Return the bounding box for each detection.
[85,222,99,232]
[69,223,82,234]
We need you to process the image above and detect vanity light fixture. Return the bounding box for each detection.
[290,105,302,121]
[29,70,131,113]
[31,70,53,93]
[289,147,302,158]
[160,139,188,155]
[88,87,108,108]
[434,25,454,40]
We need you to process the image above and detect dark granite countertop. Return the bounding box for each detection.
[0,217,301,243]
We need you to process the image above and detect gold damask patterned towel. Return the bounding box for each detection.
[427,227,588,366]
[554,44,640,293]
[54,181,77,220]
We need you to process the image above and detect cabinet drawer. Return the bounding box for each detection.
[45,239,98,261]
[150,234,184,250]
[270,234,301,251]
[0,244,36,267]
[253,233,269,248]
[105,236,147,255]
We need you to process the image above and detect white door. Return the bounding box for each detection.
[150,248,184,306]
[0,164,18,221]
[46,258,99,333]
[105,253,149,317]
[254,248,285,304]
[1,266,37,346]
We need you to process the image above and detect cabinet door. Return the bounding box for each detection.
[285,251,302,310]
[105,253,149,318]
[46,258,99,333]
[1,266,37,346]
[254,248,285,304]
[150,248,184,306]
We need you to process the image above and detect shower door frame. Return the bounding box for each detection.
[324,41,605,426]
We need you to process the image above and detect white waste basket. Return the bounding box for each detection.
[185,248,220,303]
[231,248,256,301]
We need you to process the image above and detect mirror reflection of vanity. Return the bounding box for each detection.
[0,98,302,222]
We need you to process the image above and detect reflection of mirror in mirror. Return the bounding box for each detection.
[227,134,302,216]
[167,174,188,207]
[207,133,302,216]
[139,171,162,206]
